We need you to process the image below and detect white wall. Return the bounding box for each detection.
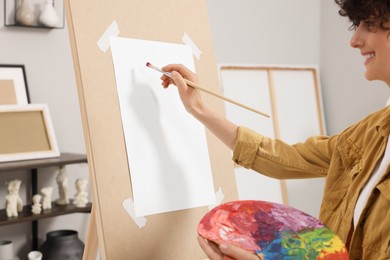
[320,1,389,134]
[206,0,321,65]
[206,0,326,218]
[0,3,89,259]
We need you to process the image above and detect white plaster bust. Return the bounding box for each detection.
[73,178,88,208]
[31,194,42,214]
[5,179,23,218]
[41,186,53,210]
[55,166,69,205]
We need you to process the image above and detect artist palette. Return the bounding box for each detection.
[198,200,349,259]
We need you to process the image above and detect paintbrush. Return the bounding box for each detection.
[146,62,270,118]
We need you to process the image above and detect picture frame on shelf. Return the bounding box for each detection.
[0,104,60,162]
[0,64,30,105]
[4,0,64,29]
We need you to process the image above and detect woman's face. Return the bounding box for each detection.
[350,20,390,86]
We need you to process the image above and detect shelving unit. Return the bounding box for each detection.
[0,153,90,250]
[0,201,92,226]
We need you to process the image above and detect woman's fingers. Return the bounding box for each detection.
[159,63,204,115]
[197,236,224,260]
[160,63,199,90]
[160,75,172,88]
[219,243,263,260]
[162,64,198,82]
[170,71,189,90]
[197,236,263,260]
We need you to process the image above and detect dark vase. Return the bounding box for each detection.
[39,230,84,260]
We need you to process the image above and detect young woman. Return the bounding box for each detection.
[161,0,390,259]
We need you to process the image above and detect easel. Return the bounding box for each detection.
[83,208,98,259]
[65,0,238,258]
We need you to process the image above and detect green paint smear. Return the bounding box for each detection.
[261,227,345,259]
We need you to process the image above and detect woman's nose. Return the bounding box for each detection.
[350,25,364,48]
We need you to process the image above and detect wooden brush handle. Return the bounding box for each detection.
[183,79,270,118]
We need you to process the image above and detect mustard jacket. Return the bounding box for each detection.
[232,106,390,259]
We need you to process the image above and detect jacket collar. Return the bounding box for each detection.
[377,106,390,137]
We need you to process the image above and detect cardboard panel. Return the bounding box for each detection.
[0,80,17,105]
[0,104,60,162]
[0,110,50,153]
[65,1,238,259]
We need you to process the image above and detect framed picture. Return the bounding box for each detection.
[0,64,30,105]
[0,104,60,162]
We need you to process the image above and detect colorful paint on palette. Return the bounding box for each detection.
[198,200,349,259]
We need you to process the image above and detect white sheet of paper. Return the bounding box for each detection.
[110,37,215,216]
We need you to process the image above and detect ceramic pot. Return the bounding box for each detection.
[28,251,42,260]
[39,230,84,260]
[38,0,59,27]
[15,0,34,26]
[0,240,18,260]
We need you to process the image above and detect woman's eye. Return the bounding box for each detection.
[364,21,372,28]
[363,20,377,31]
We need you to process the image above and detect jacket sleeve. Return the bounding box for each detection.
[232,126,338,179]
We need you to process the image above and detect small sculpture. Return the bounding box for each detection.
[41,186,53,210]
[55,166,69,205]
[15,0,34,26]
[5,179,23,218]
[73,178,88,208]
[38,0,59,27]
[5,194,20,218]
[31,194,42,214]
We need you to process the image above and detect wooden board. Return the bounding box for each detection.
[65,1,238,259]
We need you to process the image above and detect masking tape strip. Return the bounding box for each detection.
[122,197,147,228]
[208,187,225,210]
[97,20,120,52]
[182,32,202,60]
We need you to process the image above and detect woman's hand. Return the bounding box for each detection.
[161,64,204,116]
[161,64,238,149]
[197,236,263,260]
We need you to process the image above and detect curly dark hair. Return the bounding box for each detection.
[335,0,390,30]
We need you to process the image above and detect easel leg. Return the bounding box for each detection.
[83,206,99,260]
